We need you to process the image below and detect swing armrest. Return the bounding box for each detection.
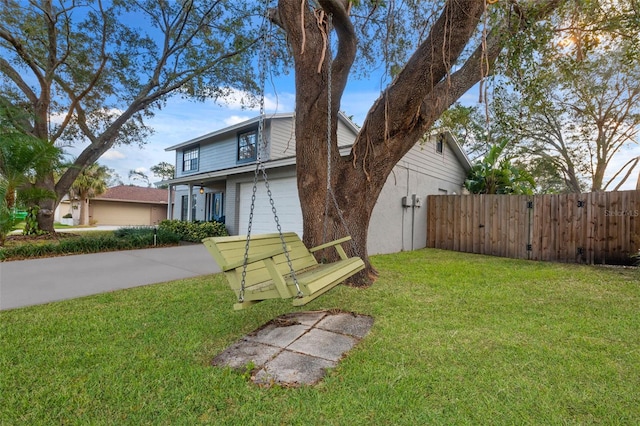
[222,246,290,271]
[309,236,352,260]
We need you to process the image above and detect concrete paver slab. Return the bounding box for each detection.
[246,323,311,348]
[212,339,281,370]
[287,328,357,361]
[213,310,374,387]
[282,310,327,326]
[316,312,376,338]
[254,351,336,387]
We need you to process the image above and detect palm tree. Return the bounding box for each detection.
[69,164,110,225]
[0,128,62,242]
[465,139,536,195]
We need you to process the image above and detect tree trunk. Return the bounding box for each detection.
[276,0,560,286]
[36,172,56,233]
[79,192,90,226]
[279,0,486,285]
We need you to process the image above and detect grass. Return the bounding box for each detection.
[1,249,638,425]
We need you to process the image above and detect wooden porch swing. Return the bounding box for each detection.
[202,8,363,310]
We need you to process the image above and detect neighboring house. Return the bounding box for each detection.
[57,185,169,226]
[164,112,471,255]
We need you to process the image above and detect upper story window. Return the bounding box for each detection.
[183,146,199,172]
[238,129,258,163]
[436,134,444,154]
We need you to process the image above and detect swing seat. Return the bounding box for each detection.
[202,232,365,310]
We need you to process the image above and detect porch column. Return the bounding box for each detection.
[166,185,173,220]
[187,183,193,222]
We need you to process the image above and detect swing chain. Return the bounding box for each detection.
[239,0,270,304]
[321,14,358,257]
[322,14,333,246]
[239,0,302,302]
[261,165,303,298]
[239,162,260,303]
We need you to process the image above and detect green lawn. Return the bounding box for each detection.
[1,249,638,425]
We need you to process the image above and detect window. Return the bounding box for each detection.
[183,146,199,172]
[180,195,188,220]
[238,129,258,162]
[436,134,444,154]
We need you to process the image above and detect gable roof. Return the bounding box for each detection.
[96,185,168,204]
[164,111,360,152]
[443,132,472,172]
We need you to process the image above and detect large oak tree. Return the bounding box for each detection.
[271,0,561,285]
[0,0,259,231]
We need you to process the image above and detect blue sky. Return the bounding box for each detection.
[94,73,383,183]
[95,74,638,191]
[93,72,482,185]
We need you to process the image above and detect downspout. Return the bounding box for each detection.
[411,194,416,251]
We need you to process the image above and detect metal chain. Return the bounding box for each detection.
[239,163,260,303]
[239,0,270,304]
[322,14,359,257]
[322,14,333,246]
[239,0,302,302]
[260,164,303,298]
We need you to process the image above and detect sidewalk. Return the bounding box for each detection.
[0,244,220,310]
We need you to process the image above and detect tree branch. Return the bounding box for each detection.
[0,58,38,105]
[0,24,46,89]
[317,0,357,108]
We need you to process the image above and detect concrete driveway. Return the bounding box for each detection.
[0,244,220,310]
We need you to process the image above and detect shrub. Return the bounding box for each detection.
[158,220,228,242]
[0,228,182,261]
[114,226,181,245]
[62,213,73,219]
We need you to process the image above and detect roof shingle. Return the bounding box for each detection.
[96,185,169,204]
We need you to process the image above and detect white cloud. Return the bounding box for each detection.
[100,150,126,160]
[224,115,251,126]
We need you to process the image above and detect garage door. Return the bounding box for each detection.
[238,177,303,236]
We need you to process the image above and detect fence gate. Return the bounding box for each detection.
[426,190,640,264]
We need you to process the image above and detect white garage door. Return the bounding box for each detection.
[238,177,303,236]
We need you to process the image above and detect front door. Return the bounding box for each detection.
[205,192,224,223]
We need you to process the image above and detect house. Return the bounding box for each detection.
[164,112,471,255]
[56,185,169,226]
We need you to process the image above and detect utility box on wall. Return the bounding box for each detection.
[402,195,422,208]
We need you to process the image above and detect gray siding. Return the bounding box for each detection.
[175,138,237,179]
[269,116,296,159]
[367,137,467,255]
[167,113,471,256]
[336,119,358,146]
[399,135,467,189]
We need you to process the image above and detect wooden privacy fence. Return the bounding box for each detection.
[426,190,640,264]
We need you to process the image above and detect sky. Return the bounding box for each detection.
[49,1,638,192]
[89,74,386,185]
[91,73,639,191]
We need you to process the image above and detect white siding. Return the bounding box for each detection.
[225,166,298,235]
[336,119,358,146]
[269,116,296,159]
[238,177,303,236]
